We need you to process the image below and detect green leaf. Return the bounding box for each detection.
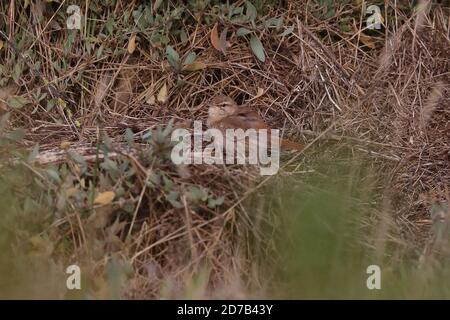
[280,25,295,37]
[5,128,25,141]
[133,9,148,30]
[46,98,57,111]
[183,52,197,65]
[163,176,173,192]
[208,196,224,208]
[326,8,336,18]
[101,158,119,174]
[45,169,61,184]
[264,17,283,29]
[167,191,183,208]
[319,0,335,18]
[245,1,257,22]
[180,29,188,43]
[232,7,244,16]
[144,6,154,25]
[166,45,180,70]
[105,17,115,35]
[142,130,152,141]
[27,144,40,163]
[124,128,134,145]
[12,63,23,82]
[7,96,29,109]
[147,172,161,187]
[186,186,208,203]
[250,35,265,62]
[236,27,252,37]
[68,150,87,168]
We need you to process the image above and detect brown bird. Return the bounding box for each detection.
[207,95,304,151]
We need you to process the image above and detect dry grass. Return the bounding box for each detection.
[0,0,448,298]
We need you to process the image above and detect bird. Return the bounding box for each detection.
[207,95,304,151]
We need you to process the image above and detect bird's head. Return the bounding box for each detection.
[207,95,238,124]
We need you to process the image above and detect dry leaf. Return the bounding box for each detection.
[210,23,226,54]
[255,87,264,98]
[359,34,376,49]
[127,34,137,54]
[60,141,71,149]
[93,73,111,109]
[182,61,207,72]
[113,70,134,112]
[94,191,115,205]
[210,23,220,50]
[157,83,168,103]
[146,95,156,105]
[421,81,444,128]
[353,26,376,50]
[66,187,79,197]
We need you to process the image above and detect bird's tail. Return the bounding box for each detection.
[281,138,304,151]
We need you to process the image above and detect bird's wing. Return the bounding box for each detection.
[225,107,270,130]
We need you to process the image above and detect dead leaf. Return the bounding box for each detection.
[94,191,115,205]
[210,23,226,54]
[66,187,79,197]
[353,25,377,50]
[146,95,156,105]
[113,69,134,112]
[127,34,137,54]
[93,73,111,109]
[60,141,71,149]
[182,61,207,72]
[210,23,220,50]
[255,87,264,98]
[359,34,376,49]
[157,83,168,103]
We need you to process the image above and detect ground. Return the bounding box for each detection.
[0,0,449,299]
